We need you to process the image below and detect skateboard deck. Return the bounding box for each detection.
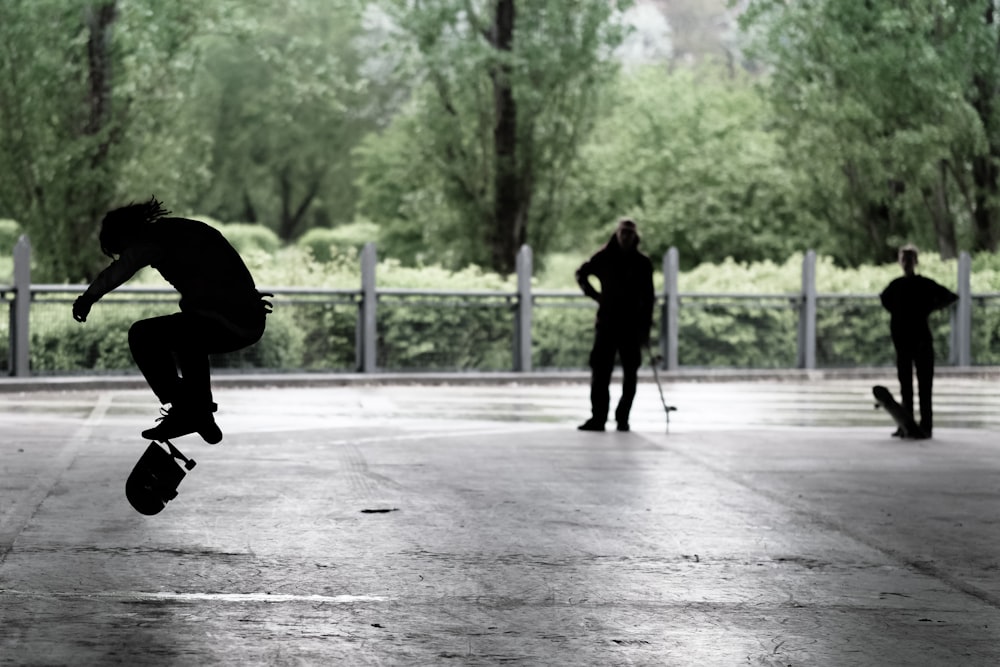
[872,385,926,439]
[126,440,196,515]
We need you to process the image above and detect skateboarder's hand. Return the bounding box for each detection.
[72,295,93,322]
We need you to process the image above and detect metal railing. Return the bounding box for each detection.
[2,237,983,376]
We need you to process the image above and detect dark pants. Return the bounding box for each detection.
[893,336,935,432]
[588,327,642,425]
[128,311,264,409]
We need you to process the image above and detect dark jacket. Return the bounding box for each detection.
[576,233,655,338]
[83,218,267,332]
[880,275,958,343]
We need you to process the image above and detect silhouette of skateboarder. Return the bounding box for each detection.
[879,244,957,439]
[73,197,272,443]
[576,218,654,432]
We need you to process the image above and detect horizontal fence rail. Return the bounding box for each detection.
[2,237,986,376]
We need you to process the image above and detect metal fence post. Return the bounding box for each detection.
[798,250,817,369]
[662,247,679,370]
[11,235,30,376]
[359,242,377,373]
[954,251,972,366]
[514,245,533,372]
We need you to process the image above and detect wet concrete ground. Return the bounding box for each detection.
[2,376,1000,665]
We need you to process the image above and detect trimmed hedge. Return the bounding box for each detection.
[14,240,1000,372]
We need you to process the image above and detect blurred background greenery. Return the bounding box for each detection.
[3,0,1000,284]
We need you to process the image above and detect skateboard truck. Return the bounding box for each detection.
[162,438,197,471]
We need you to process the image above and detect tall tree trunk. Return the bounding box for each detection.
[490,0,522,275]
[79,2,119,280]
[277,166,322,241]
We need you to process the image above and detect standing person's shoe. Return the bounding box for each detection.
[577,419,605,432]
[616,422,630,432]
[142,402,223,444]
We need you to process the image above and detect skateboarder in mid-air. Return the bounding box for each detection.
[879,244,958,439]
[576,218,654,432]
[73,197,271,444]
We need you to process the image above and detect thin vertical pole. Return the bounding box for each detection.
[663,247,679,370]
[799,250,817,369]
[12,235,30,376]
[955,251,972,366]
[360,242,377,373]
[514,245,532,372]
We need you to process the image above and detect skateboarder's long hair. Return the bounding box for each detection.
[100,196,171,257]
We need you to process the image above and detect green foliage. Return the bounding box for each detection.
[0,1,238,281]
[563,65,819,267]
[374,260,515,369]
[738,0,1000,264]
[0,219,22,255]
[31,305,161,373]
[364,0,630,272]
[297,222,379,263]
[30,299,304,373]
[354,105,469,268]
[216,222,282,255]
[20,241,997,372]
[191,0,381,240]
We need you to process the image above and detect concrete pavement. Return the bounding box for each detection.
[2,378,1000,665]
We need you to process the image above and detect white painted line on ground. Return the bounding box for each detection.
[0,589,390,604]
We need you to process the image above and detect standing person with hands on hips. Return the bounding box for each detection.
[576,218,654,433]
[73,197,272,444]
[879,244,958,439]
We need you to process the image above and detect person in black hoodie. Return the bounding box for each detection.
[879,244,958,438]
[576,218,654,432]
[73,197,272,443]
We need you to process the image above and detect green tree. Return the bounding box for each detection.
[192,0,376,241]
[368,0,631,274]
[563,65,818,267]
[738,0,1000,265]
[0,1,230,281]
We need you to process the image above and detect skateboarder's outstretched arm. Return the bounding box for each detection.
[73,244,160,322]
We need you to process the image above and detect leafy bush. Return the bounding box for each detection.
[297,222,380,263]
[375,260,516,370]
[0,219,22,255]
[31,306,157,373]
[15,227,995,372]
[216,223,282,255]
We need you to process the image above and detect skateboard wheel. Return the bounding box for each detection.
[185,459,197,471]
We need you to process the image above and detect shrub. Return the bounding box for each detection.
[217,223,282,255]
[0,219,22,255]
[297,222,379,263]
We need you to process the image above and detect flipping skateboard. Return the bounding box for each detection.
[126,440,196,515]
[872,385,927,439]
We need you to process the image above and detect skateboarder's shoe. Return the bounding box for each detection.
[142,402,222,444]
[616,422,630,432]
[578,419,605,432]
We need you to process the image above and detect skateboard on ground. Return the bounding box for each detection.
[872,385,927,439]
[126,439,197,515]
